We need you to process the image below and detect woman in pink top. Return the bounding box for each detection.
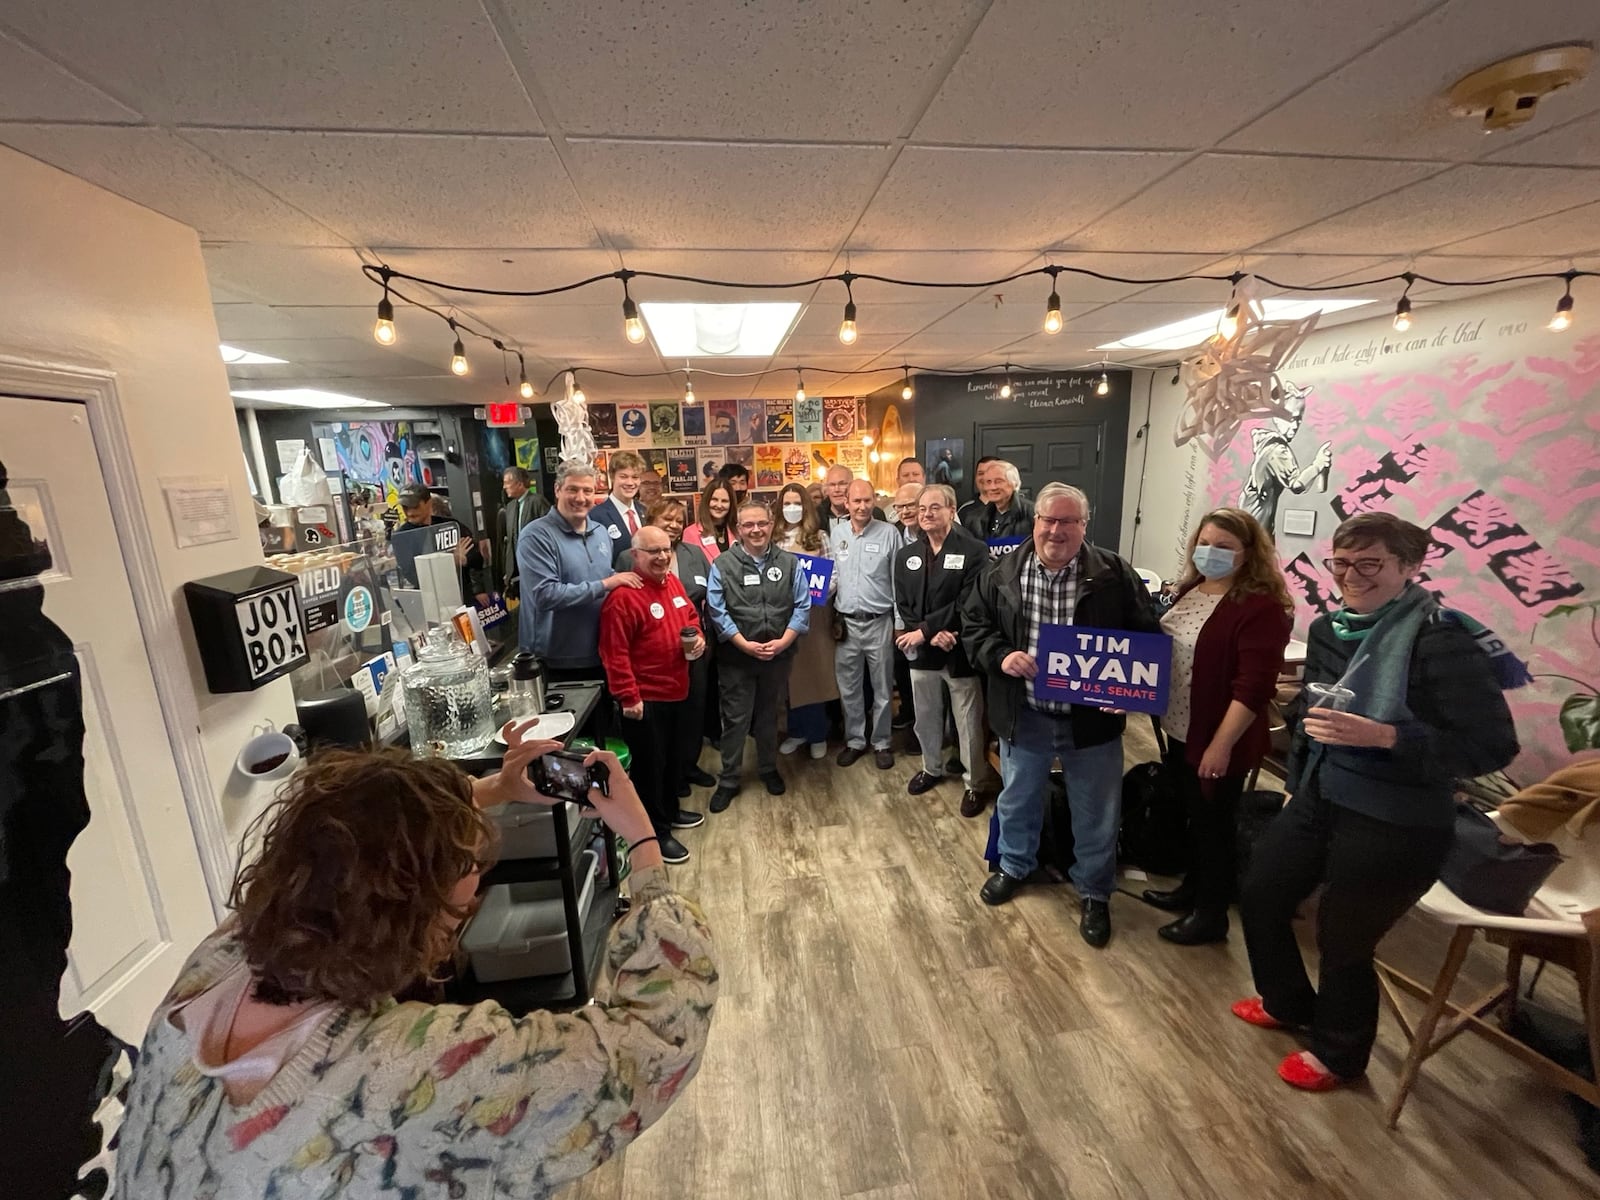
[682,478,735,562]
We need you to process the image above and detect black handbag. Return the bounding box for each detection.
[1438,801,1563,915]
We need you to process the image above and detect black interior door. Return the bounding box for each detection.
[976,420,1122,553]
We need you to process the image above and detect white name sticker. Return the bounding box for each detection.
[743,573,760,585]
[672,595,688,608]
[694,574,707,586]
[865,543,881,553]
[649,602,665,619]
[905,555,923,571]
[944,554,966,569]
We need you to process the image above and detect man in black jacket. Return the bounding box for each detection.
[894,484,996,816]
[960,458,1035,546]
[961,482,1160,947]
[496,466,548,595]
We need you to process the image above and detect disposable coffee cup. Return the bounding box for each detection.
[1306,682,1356,712]
[680,625,703,660]
[235,722,299,782]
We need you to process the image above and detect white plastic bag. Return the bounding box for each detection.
[278,448,335,508]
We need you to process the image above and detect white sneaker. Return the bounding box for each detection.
[780,736,805,755]
[808,742,828,760]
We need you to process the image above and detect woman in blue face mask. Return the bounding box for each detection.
[1142,507,1293,945]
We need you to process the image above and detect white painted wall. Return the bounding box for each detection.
[0,145,295,900]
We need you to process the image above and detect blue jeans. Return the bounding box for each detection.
[786,701,829,744]
[996,707,1125,900]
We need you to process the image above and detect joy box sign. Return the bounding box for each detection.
[1032,625,1171,714]
[184,567,311,693]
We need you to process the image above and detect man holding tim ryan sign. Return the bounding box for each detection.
[961,482,1165,949]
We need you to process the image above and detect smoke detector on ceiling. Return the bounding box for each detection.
[1447,44,1593,133]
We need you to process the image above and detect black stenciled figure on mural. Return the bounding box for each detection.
[1238,382,1334,535]
[0,457,130,1200]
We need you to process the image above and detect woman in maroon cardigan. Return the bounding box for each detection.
[1142,507,1293,944]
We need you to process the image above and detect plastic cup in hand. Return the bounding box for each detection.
[1306,682,1356,712]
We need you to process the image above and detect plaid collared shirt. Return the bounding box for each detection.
[1021,548,1080,715]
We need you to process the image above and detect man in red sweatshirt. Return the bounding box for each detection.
[599,523,708,863]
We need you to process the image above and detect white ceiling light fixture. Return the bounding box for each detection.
[1097,297,1374,352]
[219,344,288,365]
[230,388,389,410]
[639,302,802,357]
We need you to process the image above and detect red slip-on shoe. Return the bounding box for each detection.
[1277,1051,1351,1092]
[1231,997,1295,1030]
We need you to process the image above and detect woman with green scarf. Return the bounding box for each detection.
[1232,512,1519,1092]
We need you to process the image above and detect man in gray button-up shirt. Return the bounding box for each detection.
[831,479,898,768]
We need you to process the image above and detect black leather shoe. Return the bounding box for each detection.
[1141,884,1196,913]
[677,782,691,798]
[671,809,705,830]
[709,787,736,813]
[946,756,966,775]
[959,788,986,819]
[874,749,895,770]
[761,772,786,796]
[980,872,1025,906]
[1080,899,1112,948]
[1158,910,1229,945]
[836,746,867,767]
[907,770,941,795]
[687,765,717,788]
[892,711,915,730]
[659,835,690,865]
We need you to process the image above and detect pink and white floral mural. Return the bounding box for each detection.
[1186,287,1599,786]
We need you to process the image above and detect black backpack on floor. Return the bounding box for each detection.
[1118,761,1188,876]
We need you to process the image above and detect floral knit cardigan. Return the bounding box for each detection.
[115,866,716,1200]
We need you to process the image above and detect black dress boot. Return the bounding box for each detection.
[1158,909,1229,945]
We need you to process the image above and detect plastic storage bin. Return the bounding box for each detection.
[482,801,582,861]
[461,850,599,982]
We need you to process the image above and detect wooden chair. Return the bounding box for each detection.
[1375,818,1600,1128]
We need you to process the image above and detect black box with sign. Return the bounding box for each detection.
[184,566,310,692]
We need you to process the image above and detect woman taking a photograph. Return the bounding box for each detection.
[683,479,735,563]
[116,729,717,1198]
[1235,511,1517,1091]
[772,483,837,759]
[1142,507,1292,945]
[648,498,718,791]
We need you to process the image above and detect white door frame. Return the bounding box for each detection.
[0,349,234,919]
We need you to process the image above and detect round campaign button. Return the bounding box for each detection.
[766,566,783,582]
[649,602,665,619]
[905,555,922,571]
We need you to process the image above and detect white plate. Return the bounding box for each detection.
[493,711,577,744]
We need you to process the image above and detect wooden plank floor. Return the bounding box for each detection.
[562,726,1595,1200]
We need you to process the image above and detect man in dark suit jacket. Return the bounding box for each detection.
[497,466,548,595]
[589,449,649,554]
[893,484,996,816]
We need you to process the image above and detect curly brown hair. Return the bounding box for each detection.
[229,748,496,1008]
[1176,506,1294,612]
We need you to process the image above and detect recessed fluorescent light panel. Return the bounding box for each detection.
[640,302,802,357]
[1097,298,1375,351]
[230,388,388,410]
[220,343,289,365]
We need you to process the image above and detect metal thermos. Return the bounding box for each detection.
[509,651,546,716]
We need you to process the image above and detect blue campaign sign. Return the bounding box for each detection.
[792,554,834,605]
[1032,624,1172,714]
[987,536,1025,559]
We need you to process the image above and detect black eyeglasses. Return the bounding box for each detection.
[1322,556,1391,577]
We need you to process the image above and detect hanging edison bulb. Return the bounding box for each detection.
[794,369,806,405]
[1044,289,1063,334]
[1550,281,1575,332]
[1096,372,1111,397]
[450,334,468,377]
[374,293,396,345]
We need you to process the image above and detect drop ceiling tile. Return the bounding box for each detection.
[1487,111,1600,167]
[0,0,540,131]
[621,249,839,305]
[203,245,377,306]
[1040,253,1231,304]
[914,0,1440,148]
[1224,0,1600,161]
[1432,201,1600,257]
[788,300,961,338]
[1255,165,1600,255]
[214,303,305,340]
[185,131,600,249]
[562,140,888,250]
[767,334,909,370]
[371,248,624,307]
[0,31,140,121]
[826,250,1042,304]
[919,296,1105,337]
[851,147,1186,251]
[1069,154,1445,254]
[509,0,986,140]
[0,125,345,243]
